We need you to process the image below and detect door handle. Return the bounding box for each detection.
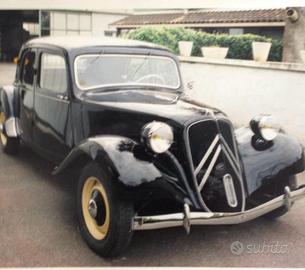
[57,94,68,101]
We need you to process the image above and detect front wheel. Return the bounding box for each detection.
[0,112,19,155]
[77,162,134,257]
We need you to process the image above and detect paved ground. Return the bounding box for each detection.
[1,63,305,267]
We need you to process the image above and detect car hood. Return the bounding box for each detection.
[82,89,225,126]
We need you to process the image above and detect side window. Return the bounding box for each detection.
[21,50,36,90]
[40,53,67,94]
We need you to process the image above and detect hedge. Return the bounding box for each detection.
[125,27,283,62]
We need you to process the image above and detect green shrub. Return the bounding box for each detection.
[125,27,283,61]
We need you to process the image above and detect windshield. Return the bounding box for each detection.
[74,54,180,91]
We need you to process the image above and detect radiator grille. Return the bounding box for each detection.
[186,119,245,212]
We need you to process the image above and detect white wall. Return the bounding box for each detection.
[179,57,305,144]
[91,13,126,36]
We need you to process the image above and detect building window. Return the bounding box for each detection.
[229,28,244,35]
[40,11,92,37]
[41,11,50,36]
[104,30,116,37]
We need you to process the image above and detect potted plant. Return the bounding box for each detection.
[252,41,272,62]
[201,45,229,59]
[178,41,193,57]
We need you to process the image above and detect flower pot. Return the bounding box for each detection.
[300,50,305,63]
[201,47,229,59]
[252,42,271,62]
[178,41,193,57]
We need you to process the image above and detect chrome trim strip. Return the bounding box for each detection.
[221,145,242,180]
[194,135,219,176]
[198,145,221,191]
[35,92,70,104]
[223,174,238,208]
[219,133,247,211]
[221,145,246,211]
[219,135,240,170]
[184,119,213,212]
[133,186,305,230]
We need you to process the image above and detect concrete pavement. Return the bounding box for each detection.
[0,63,305,267]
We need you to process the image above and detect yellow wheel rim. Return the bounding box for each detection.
[0,112,7,146]
[82,176,110,240]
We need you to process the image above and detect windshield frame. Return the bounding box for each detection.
[73,54,181,91]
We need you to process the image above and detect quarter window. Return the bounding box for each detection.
[40,53,67,93]
[21,51,36,89]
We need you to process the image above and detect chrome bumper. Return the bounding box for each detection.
[133,186,305,231]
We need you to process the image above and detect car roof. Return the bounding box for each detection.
[26,36,170,52]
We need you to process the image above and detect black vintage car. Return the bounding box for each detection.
[1,36,305,257]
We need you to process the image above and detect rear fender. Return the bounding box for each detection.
[236,127,304,194]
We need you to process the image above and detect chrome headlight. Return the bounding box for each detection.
[141,121,174,153]
[250,114,280,141]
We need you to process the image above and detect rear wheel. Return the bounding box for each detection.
[0,112,19,155]
[77,162,134,257]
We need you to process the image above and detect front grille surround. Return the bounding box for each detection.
[184,118,246,212]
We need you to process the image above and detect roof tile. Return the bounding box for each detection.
[113,9,286,26]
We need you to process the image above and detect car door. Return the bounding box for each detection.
[18,48,37,144]
[33,49,71,161]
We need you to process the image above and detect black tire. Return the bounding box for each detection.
[0,112,19,155]
[264,206,288,219]
[77,161,134,257]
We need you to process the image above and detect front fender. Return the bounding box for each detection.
[236,127,304,194]
[53,135,162,187]
[0,85,18,118]
[0,85,19,137]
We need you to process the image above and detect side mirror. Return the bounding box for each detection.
[186,81,195,91]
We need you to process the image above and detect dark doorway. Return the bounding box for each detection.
[0,10,38,62]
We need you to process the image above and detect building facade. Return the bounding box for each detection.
[0,10,129,61]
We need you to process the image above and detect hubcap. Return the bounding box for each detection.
[82,177,110,240]
[88,198,98,218]
[0,112,7,146]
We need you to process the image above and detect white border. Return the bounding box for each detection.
[2,0,305,10]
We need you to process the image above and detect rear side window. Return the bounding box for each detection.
[21,51,36,89]
[40,53,67,93]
